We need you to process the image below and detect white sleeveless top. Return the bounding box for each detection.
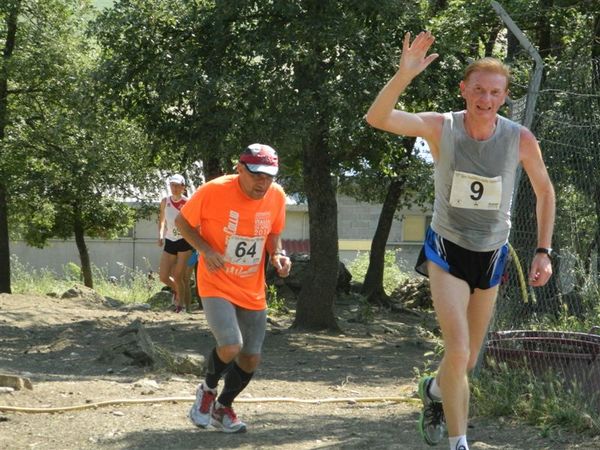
[164,196,188,241]
[430,111,521,251]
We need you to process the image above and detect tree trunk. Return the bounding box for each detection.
[483,28,501,57]
[593,183,600,278]
[292,132,340,332]
[202,155,223,181]
[73,207,93,289]
[506,29,520,62]
[593,15,600,278]
[361,178,406,305]
[537,0,556,60]
[0,2,20,293]
[593,14,600,63]
[0,184,10,293]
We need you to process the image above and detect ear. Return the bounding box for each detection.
[236,162,243,174]
[459,80,466,98]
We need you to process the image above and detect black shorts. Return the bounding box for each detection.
[164,238,192,255]
[415,227,508,293]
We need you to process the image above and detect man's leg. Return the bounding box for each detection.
[211,307,266,433]
[466,286,499,372]
[217,353,259,407]
[428,262,471,438]
[217,306,266,405]
[190,298,242,429]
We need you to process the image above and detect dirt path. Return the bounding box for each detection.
[0,293,595,449]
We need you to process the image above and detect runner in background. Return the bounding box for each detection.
[158,174,193,313]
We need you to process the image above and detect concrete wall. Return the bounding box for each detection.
[10,195,430,277]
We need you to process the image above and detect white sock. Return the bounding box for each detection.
[449,435,469,450]
[429,377,442,401]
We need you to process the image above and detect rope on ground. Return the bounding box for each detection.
[0,395,419,414]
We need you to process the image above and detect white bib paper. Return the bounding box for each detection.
[224,235,266,266]
[449,170,502,210]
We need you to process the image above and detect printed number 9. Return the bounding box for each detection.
[470,181,484,201]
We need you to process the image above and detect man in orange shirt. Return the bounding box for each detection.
[175,143,291,433]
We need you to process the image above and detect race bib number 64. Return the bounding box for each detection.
[225,235,266,266]
[449,170,502,210]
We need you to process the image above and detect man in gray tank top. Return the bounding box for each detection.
[366,31,555,450]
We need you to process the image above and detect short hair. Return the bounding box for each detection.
[463,57,511,90]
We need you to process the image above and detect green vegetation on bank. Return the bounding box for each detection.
[10,256,163,304]
[472,362,600,436]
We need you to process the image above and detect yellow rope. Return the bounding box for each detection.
[508,242,530,304]
[0,395,420,414]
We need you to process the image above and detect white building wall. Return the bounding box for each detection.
[10,196,430,277]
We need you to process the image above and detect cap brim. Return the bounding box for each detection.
[245,164,278,176]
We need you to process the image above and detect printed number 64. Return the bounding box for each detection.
[235,241,257,258]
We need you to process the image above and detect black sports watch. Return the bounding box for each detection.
[535,247,553,257]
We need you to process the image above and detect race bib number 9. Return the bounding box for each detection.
[225,235,266,266]
[449,170,502,210]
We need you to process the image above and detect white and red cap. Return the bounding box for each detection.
[240,143,279,176]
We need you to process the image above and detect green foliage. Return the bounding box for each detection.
[266,284,288,315]
[64,262,83,282]
[496,247,600,333]
[2,0,163,291]
[91,0,239,173]
[473,361,600,435]
[348,250,409,295]
[533,268,600,333]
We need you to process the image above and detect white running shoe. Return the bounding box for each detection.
[189,383,217,428]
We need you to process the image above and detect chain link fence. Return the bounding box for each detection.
[485,56,600,412]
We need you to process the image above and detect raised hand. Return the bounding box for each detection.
[398,31,439,79]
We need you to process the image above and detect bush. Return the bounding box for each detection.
[347,249,409,295]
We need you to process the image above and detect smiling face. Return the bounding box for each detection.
[460,70,508,119]
[237,163,274,200]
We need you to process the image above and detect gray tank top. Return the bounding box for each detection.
[430,111,521,251]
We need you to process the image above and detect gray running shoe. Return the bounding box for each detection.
[210,402,247,433]
[417,376,446,445]
[189,383,216,428]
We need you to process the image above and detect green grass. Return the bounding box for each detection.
[472,359,600,436]
[10,255,163,304]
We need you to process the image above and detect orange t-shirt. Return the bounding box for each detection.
[180,174,286,310]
